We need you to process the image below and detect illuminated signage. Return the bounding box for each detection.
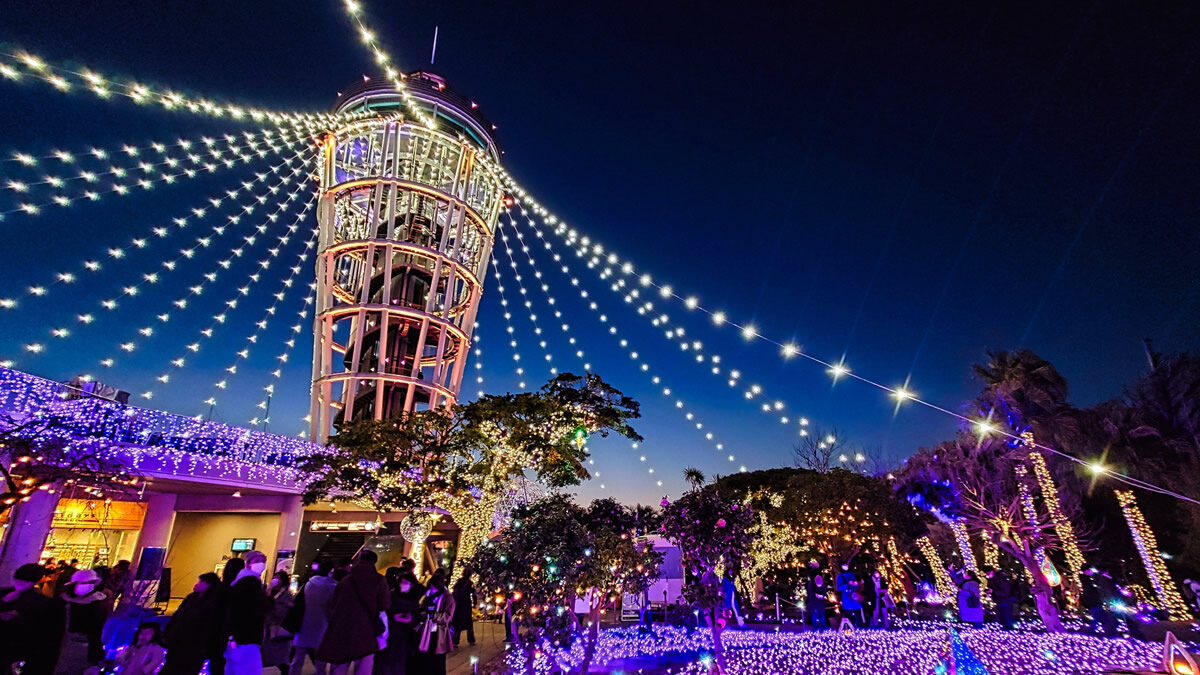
[309,521,380,532]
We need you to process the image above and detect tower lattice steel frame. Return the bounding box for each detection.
[310,73,501,442]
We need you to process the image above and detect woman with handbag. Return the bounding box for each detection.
[414,572,455,675]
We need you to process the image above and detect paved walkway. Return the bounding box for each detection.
[281,620,508,674]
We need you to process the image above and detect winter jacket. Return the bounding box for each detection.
[292,574,337,649]
[316,561,390,664]
[228,573,268,645]
[0,586,65,674]
[451,582,475,631]
[958,579,984,624]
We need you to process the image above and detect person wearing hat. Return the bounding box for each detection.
[60,567,111,673]
[226,550,270,675]
[1,562,66,674]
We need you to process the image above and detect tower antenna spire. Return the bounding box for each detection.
[431,26,439,65]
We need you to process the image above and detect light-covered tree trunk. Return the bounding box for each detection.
[446,490,500,581]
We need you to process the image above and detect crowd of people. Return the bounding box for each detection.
[797,560,899,630]
[787,555,1149,636]
[0,549,478,675]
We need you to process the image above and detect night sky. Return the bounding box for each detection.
[1,1,1198,506]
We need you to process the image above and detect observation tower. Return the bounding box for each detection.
[310,73,502,442]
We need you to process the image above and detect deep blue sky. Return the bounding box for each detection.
[1,1,1197,505]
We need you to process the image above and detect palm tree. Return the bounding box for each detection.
[972,349,1086,458]
[683,467,706,489]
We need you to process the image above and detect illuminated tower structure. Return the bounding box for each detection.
[310,73,502,442]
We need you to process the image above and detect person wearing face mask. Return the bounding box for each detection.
[57,567,109,674]
[376,571,424,675]
[162,573,224,675]
[226,550,270,675]
[263,571,295,673]
[0,562,66,675]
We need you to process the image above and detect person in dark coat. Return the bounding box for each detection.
[450,573,476,647]
[806,570,828,631]
[0,562,66,675]
[375,572,424,675]
[162,573,223,675]
[988,567,1016,630]
[207,557,246,675]
[317,549,389,674]
[226,550,270,675]
[292,561,338,675]
[60,567,110,672]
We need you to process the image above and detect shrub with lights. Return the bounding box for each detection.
[571,498,663,674]
[660,469,756,672]
[470,494,661,675]
[718,467,925,606]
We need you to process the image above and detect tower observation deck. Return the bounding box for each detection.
[310,73,502,442]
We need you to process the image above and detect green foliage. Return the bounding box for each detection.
[660,481,756,610]
[471,494,590,650]
[296,412,467,511]
[469,494,661,660]
[298,372,642,510]
[716,467,925,587]
[459,372,643,489]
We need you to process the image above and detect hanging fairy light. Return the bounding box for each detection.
[2,126,311,172]
[513,207,817,436]
[2,127,314,206]
[81,173,314,371]
[511,198,737,481]
[249,281,316,427]
[337,0,1200,514]
[1114,490,1191,621]
[145,198,317,401]
[496,212,659,488]
[495,217,559,382]
[0,134,298,221]
[488,249,531,391]
[337,0,438,129]
[496,179,1200,509]
[200,225,318,413]
[0,48,364,128]
[2,149,312,312]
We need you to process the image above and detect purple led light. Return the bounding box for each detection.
[0,367,317,485]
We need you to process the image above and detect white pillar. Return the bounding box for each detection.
[274,494,305,574]
[131,493,176,574]
[0,483,60,583]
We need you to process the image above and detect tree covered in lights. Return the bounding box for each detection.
[469,494,661,675]
[447,372,641,577]
[717,468,924,598]
[572,498,662,675]
[297,411,470,511]
[896,433,1080,630]
[660,469,756,672]
[300,372,642,578]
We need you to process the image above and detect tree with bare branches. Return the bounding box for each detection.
[895,433,1088,630]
